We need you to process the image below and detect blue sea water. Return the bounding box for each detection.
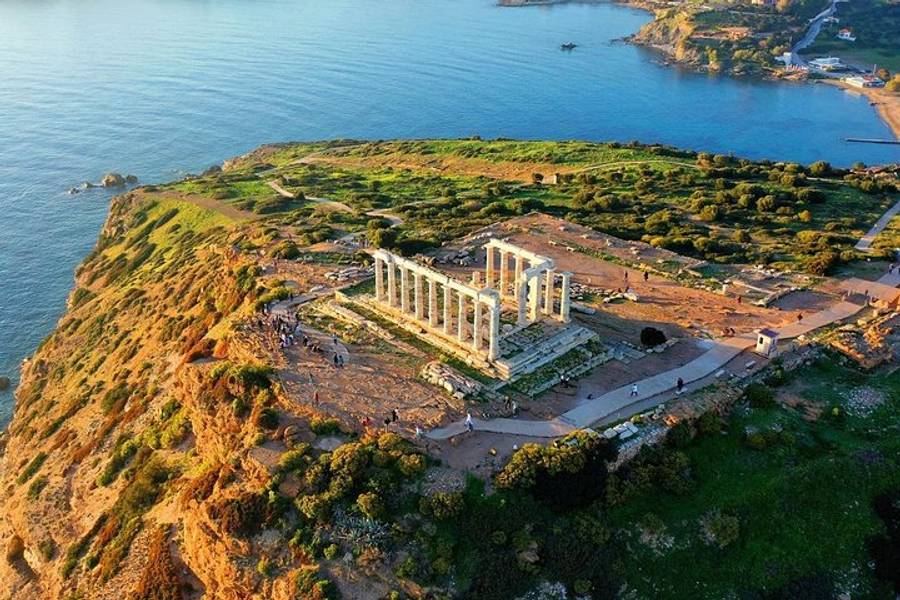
[0,0,897,427]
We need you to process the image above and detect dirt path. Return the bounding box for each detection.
[154,190,256,221]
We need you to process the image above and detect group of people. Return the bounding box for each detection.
[256,306,305,350]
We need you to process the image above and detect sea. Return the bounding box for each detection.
[0,0,897,427]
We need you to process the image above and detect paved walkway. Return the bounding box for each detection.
[426,299,866,440]
[855,198,900,252]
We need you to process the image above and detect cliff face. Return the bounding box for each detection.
[0,188,288,600]
[631,8,704,66]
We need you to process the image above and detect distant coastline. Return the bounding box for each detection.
[499,0,900,142]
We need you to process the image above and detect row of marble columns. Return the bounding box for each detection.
[484,242,571,325]
[373,251,501,360]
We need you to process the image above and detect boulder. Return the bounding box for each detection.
[0,377,9,391]
[67,187,80,195]
[100,172,126,187]
[124,174,139,184]
[202,165,223,177]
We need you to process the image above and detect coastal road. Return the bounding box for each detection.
[789,0,839,64]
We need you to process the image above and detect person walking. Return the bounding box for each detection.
[465,412,474,432]
[630,384,639,397]
[391,408,399,423]
[676,377,684,396]
[643,271,649,282]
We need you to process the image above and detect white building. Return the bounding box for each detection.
[809,56,844,71]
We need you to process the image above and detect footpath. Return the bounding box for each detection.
[426,298,867,440]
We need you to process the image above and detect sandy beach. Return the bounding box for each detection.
[824,79,900,141]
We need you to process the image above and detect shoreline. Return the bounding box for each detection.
[821,79,900,141]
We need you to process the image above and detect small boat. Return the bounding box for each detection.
[560,42,577,50]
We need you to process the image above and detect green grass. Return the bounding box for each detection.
[608,359,900,597]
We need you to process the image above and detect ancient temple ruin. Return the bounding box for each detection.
[365,239,595,380]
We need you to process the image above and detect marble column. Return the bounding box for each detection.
[428,279,438,328]
[414,272,424,321]
[488,304,500,360]
[560,272,572,323]
[543,270,554,315]
[400,267,410,313]
[514,255,524,298]
[499,251,509,296]
[374,256,384,301]
[516,278,528,326]
[443,286,452,334]
[485,246,495,289]
[472,297,483,351]
[387,262,397,307]
[528,274,540,322]
[457,293,467,342]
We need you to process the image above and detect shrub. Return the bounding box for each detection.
[27,476,48,500]
[310,416,342,435]
[397,453,426,478]
[700,511,740,549]
[17,452,48,485]
[640,327,667,348]
[323,543,340,560]
[420,491,465,520]
[666,420,695,448]
[495,431,617,509]
[255,407,279,430]
[356,491,385,520]
[744,383,775,408]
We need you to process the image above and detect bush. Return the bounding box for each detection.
[310,416,342,435]
[744,383,775,408]
[640,327,667,348]
[700,511,740,549]
[420,491,465,520]
[356,491,385,520]
[495,431,617,510]
[255,407,279,430]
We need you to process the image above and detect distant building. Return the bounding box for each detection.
[836,28,856,42]
[809,56,844,70]
[751,0,776,6]
[843,75,885,88]
[755,329,779,358]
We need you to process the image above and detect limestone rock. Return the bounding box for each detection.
[100,172,126,187]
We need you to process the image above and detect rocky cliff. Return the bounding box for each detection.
[0,185,311,599]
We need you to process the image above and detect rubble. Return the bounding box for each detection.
[421,361,483,399]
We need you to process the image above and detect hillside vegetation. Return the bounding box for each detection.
[0,139,897,600]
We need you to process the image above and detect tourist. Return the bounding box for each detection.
[465,412,474,432]
[624,270,628,281]
[415,425,423,438]
[630,384,638,397]
[391,408,399,423]
[797,313,803,323]
[333,353,339,367]
[504,397,512,412]
[676,377,684,395]
[313,390,319,406]
[643,271,649,282]
[512,401,518,415]
[737,296,742,305]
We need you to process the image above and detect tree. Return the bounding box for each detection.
[368,227,397,249]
